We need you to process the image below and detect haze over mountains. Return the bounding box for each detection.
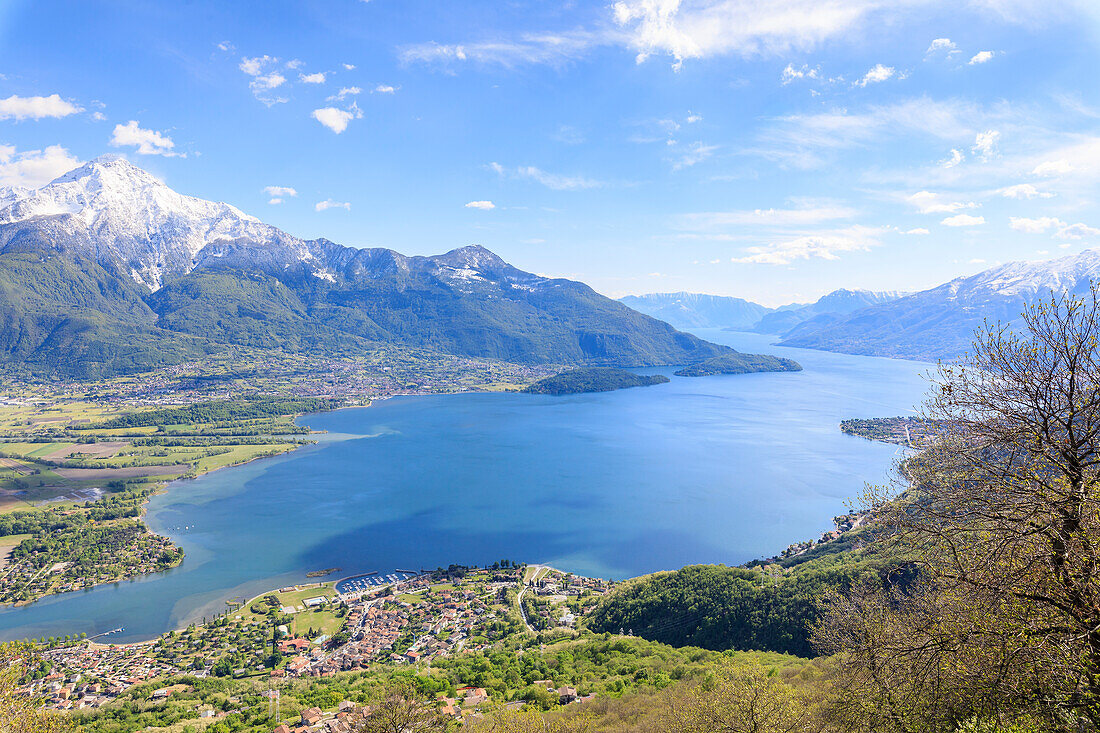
[622,290,904,335]
[0,157,751,379]
[751,289,904,336]
[618,293,772,331]
[628,251,1100,362]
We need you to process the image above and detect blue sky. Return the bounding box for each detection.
[1,0,1098,305]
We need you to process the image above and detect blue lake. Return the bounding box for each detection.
[0,331,931,642]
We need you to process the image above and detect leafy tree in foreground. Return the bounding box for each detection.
[818,285,1100,731]
[661,660,827,733]
[353,684,448,733]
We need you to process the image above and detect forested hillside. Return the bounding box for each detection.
[586,551,884,657]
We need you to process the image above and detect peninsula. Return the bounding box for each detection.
[522,368,670,395]
[673,353,802,377]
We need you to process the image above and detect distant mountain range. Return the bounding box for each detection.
[751,289,904,335]
[625,251,1100,362]
[620,289,903,335]
[618,293,772,331]
[0,156,748,379]
[779,250,1100,360]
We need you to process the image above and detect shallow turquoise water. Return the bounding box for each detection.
[0,331,930,642]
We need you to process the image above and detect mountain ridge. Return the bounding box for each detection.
[0,157,767,378]
[779,250,1100,361]
[618,292,772,331]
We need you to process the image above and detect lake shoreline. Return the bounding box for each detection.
[0,332,928,643]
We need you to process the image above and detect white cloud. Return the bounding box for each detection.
[501,164,604,190]
[754,97,982,168]
[680,205,856,229]
[1031,159,1074,177]
[612,0,917,69]
[1009,216,1099,239]
[998,183,1052,199]
[940,148,965,168]
[264,185,297,204]
[311,104,362,134]
[781,63,819,84]
[941,213,985,226]
[1010,216,1063,233]
[329,87,361,101]
[671,141,718,170]
[300,72,326,84]
[969,50,995,65]
[465,200,495,210]
[907,190,978,214]
[854,63,895,87]
[401,31,598,70]
[925,37,956,56]
[239,55,275,76]
[109,120,181,157]
[239,56,288,104]
[315,199,351,212]
[0,144,81,187]
[252,73,286,89]
[343,63,356,71]
[285,59,304,70]
[905,227,931,234]
[1057,222,1100,240]
[971,129,999,160]
[0,94,83,121]
[373,84,397,94]
[686,112,702,123]
[217,41,235,52]
[730,225,885,265]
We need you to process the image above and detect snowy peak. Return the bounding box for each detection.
[0,157,549,296]
[49,154,164,189]
[1,154,262,232]
[778,249,1100,361]
[0,156,306,290]
[812,288,902,311]
[944,249,1100,299]
[432,244,506,271]
[0,186,29,212]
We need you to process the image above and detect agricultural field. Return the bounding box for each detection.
[0,390,337,604]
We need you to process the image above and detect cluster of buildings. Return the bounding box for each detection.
[272,700,378,733]
[525,570,609,628]
[280,578,501,678]
[1,530,179,604]
[82,349,556,405]
[25,564,614,728]
[29,642,179,711]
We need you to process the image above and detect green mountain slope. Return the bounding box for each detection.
[0,252,209,378]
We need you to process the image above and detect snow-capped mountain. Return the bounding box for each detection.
[0,185,30,211]
[780,251,1100,361]
[0,156,735,377]
[0,155,556,294]
[752,288,903,335]
[0,155,325,290]
[937,249,1100,300]
[618,292,772,330]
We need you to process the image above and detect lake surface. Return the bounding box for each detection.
[0,331,931,642]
